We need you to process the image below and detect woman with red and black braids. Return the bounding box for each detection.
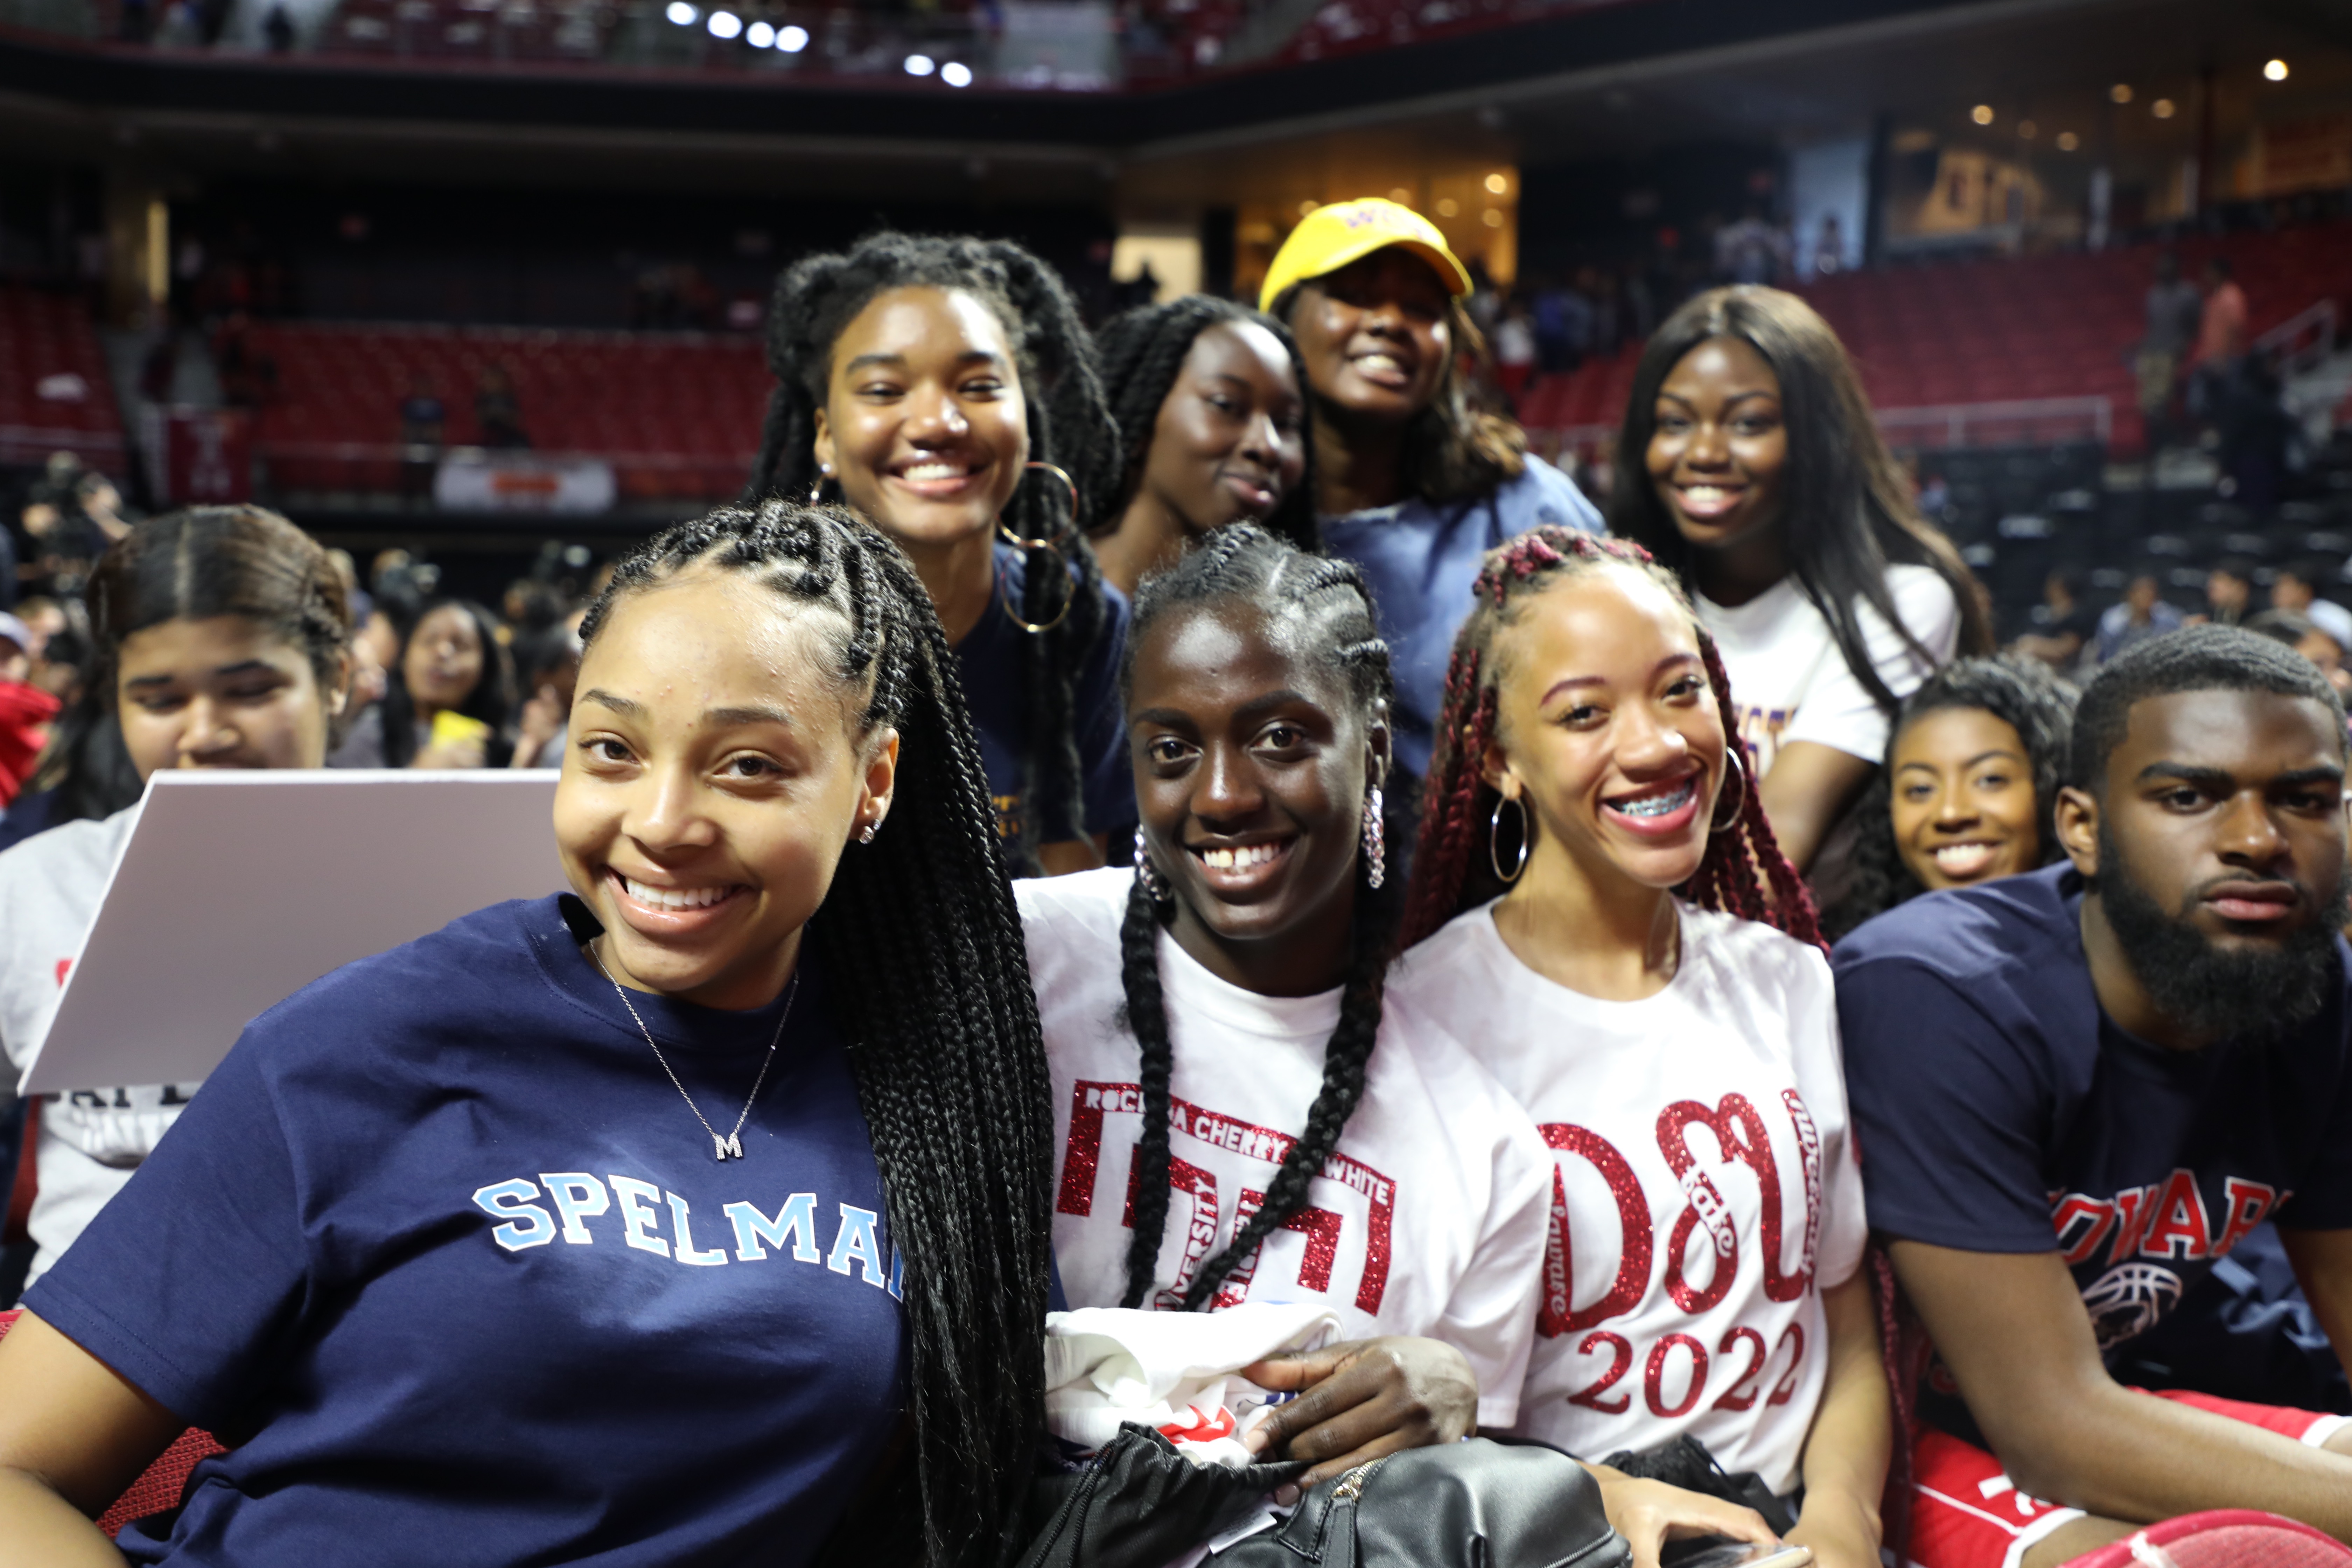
[1392,526,1890,1568]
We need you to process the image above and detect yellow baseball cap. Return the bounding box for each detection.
[1259,198,1474,313]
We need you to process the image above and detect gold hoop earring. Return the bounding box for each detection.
[998,461,1079,551]
[1710,744,1749,832]
[1490,792,1531,883]
[995,462,1080,635]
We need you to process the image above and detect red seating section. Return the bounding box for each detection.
[0,288,125,475]
[243,322,769,502]
[0,1308,229,1540]
[1514,223,2352,457]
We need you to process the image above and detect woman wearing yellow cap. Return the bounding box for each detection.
[1260,198,1601,794]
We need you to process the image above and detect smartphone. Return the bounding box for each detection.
[1665,1545,1813,1568]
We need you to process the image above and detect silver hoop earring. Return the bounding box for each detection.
[1710,745,1749,832]
[1361,785,1386,890]
[1133,835,1170,903]
[1490,793,1531,884]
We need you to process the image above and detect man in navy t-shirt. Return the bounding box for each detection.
[1837,627,2352,1568]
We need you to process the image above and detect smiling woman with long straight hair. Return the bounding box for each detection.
[1608,286,1989,875]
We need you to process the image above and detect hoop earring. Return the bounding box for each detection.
[1361,784,1386,890]
[998,461,1079,552]
[1133,835,1170,903]
[995,544,1074,634]
[995,461,1079,635]
[1710,745,1749,832]
[1489,792,1530,884]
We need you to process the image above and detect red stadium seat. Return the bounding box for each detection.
[0,1309,230,1540]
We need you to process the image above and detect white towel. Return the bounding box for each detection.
[1044,1302,1340,1465]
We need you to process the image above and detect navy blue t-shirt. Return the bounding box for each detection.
[957,543,1133,847]
[27,894,906,1568]
[1836,864,2352,1429]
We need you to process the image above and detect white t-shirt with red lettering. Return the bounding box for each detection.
[1017,868,1552,1429]
[1392,899,1867,1493]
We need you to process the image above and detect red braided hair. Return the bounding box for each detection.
[1398,525,1822,951]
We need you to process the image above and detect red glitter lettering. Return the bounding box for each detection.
[1645,1333,1709,1419]
[1537,1123,1652,1337]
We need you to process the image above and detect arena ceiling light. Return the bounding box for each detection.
[904,52,934,75]
[1483,172,1507,194]
[2265,58,2289,82]
[775,22,807,49]
[744,18,771,44]
[2109,83,2133,103]
[706,9,740,38]
[940,60,973,86]
[2152,97,2176,118]
[2056,131,2079,150]
[663,2,694,23]
[1970,104,1994,125]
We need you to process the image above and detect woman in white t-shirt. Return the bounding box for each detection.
[1394,527,1889,1568]
[0,505,352,1293]
[1608,285,1989,873]
[1016,523,1554,1493]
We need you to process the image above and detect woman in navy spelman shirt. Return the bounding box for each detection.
[0,503,1056,1568]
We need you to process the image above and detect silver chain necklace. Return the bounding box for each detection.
[590,942,796,1161]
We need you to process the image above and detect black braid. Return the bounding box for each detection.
[748,232,1122,870]
[1111,523,1402,1311]
[580,502,1054,1568]
[1090,296,1320,555]
[1115,868,1179,1309]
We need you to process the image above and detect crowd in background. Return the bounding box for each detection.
[4,195,2352,1568]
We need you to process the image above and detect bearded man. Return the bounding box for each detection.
[1836,625,2352,1568]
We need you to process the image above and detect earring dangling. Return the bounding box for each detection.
[996,462,1080,635]
[857,820,878,845]
[1133,836,1170,903]
[1490,793,1531,884]
[1710,745,1749,832]
[1361,785,1386,890]
[806,464,832,507]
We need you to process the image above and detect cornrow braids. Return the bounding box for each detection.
[1111,523,1402,1311]
[579,502,1055,1568]
[1398,526,1822,952]
[747,231,1124,868]
[1089,296,1320,555]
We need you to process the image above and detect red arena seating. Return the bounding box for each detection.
[1512,223,2352,460]
[242,321,770,503]
[1804,222,2352,457]
[0,288,126,475]
[0,1309,229,1540]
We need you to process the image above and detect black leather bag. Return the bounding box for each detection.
[1019,1425,1629,1568]
[1221,1441,1630,1568]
